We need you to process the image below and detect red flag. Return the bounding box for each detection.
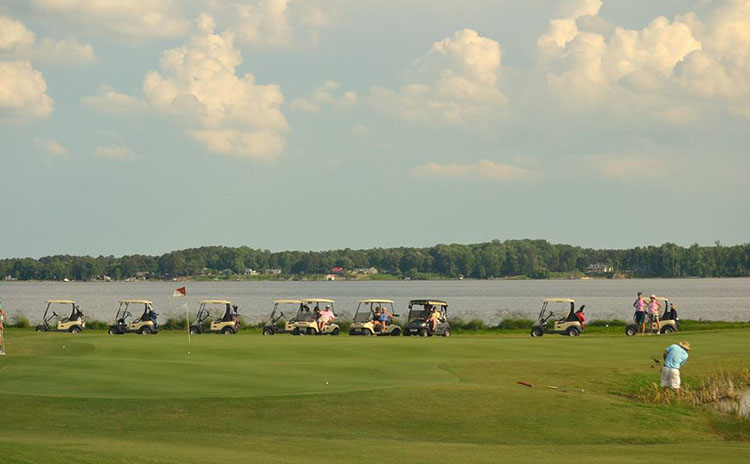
[173,286,186,297]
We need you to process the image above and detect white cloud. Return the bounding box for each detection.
[190,129,284,161]
[0,15,94,64]
[411,159,536,181]
[586,154,666,180]
[538,0,750,120]
[82,85,148,115]
[224,0,332,47]
[0,61,54,119]
[29,0,189,39]
[92,145,135,160]
[32,37,94,64]
[290,81,356,112]
[139,14,288,159]
[0,16,36,51]
[370,28,506,124]
[35,138,68,157]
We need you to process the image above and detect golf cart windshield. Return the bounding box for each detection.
[354,301,394,323]
[200,301,235,322]
[408,302,446,321]
[540,300,575,321]
[297,300,335,322]
[45,300,76,321]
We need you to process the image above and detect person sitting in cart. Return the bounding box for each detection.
[374,306,392,331]
[317,305,335,332]
[427,306,441,332]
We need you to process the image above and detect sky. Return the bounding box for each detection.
[1,0,749,258]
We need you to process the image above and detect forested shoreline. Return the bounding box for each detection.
[2,240,749,281]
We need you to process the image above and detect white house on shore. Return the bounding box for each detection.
[352,267,379,275]
[586,263,613,274]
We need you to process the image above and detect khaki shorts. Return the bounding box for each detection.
[660,367,681,389]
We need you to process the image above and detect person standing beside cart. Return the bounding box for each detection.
[648,295,662,335]
[633,292,646,336]
[0,302,7,355]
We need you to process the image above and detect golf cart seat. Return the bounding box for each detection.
[563,310,578,323]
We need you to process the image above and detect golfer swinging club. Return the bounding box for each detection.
[661,341,691,395]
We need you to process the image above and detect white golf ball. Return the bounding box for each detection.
[325,381,329,385]
[188,351,191,354]
[62,345,66,349]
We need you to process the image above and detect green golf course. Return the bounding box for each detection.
[1,329,749,463]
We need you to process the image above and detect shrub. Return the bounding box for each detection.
[161,317,189,330]
[10,315,31,329]
[85,320,109,330]
[495,318,534,330]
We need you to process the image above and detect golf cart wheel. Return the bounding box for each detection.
[442,328,450,337]
[566,327,580,337]
[262,327,274,336]
[331,328,340,336]
[306,327,316,336]
[69,326,82,334]
[391,328,401,337]
[662,326,675,334]
[222,327,234,335]
[140,327,152,335]
[530,328,543,337]
[625,326,637,337]
[362,329,372,336]
[292,328,301,336]
[108,328,116,335]
[418,328,429,337]
[189,328,199,335]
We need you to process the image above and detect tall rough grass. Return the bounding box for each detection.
[634,368,750,416]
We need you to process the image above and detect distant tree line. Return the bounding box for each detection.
[1,240,749,281]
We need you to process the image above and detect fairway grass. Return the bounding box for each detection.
[1,330,749,463]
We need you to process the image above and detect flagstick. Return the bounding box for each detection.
[185,298,190,345]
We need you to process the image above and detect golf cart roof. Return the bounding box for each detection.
[303,298,334,304]
[409,299,447,306]
[274,299,302,304]
[200,299,231,305]
[358,299,394,304]
[543,298,575,303]
[47,300,76,304]
[120,299,152,304]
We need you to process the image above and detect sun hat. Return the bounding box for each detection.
[678,341,691,351]
[650,294,656,299]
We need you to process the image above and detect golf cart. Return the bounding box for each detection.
[402,300,450,337]
[625,297,679,336]
[349,299,401,336]
[262,300,302,335]
[108,300,159,335]
[190,300,240,335]
[291,299,340,335]
[35,300,86,333]
[530,299,583,337]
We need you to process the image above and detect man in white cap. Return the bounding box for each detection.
[661,341,691,395]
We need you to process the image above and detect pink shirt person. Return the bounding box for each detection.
[319,308,335,323]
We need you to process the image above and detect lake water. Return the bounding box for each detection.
[1,278,749,324]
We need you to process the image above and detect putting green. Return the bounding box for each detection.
[1,330,749,463]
